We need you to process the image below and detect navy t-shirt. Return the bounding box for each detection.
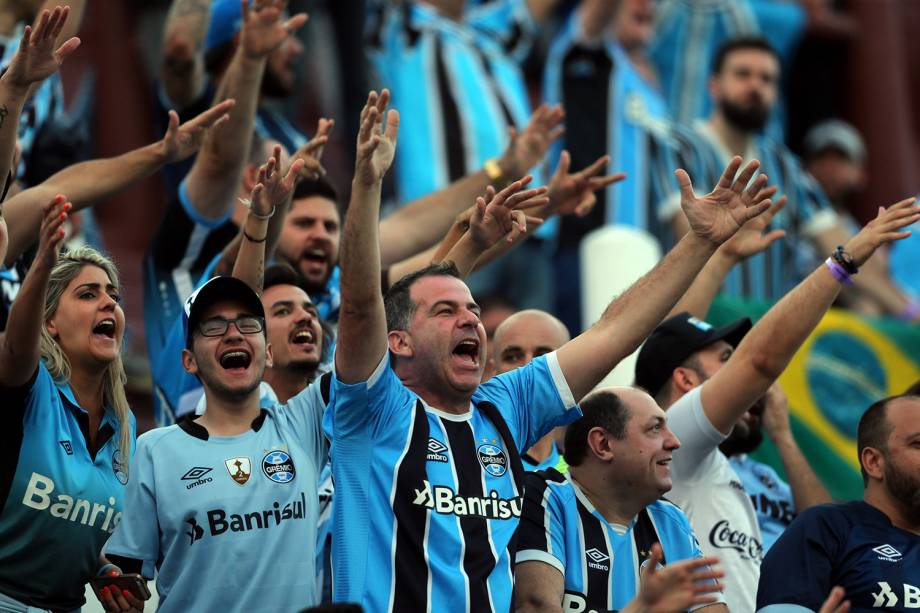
[757,501,920,612]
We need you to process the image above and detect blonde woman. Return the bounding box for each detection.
[0,197,138,612]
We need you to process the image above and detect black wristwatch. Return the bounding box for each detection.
[832,245,858,275]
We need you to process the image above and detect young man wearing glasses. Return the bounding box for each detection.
[103,275,329,612]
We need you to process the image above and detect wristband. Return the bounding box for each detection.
[238,198,276,220]
[899,299,920,321]
[97,563,121,577]
[825,257,853,286]
[243,229,267,243]
[832,245,858,274]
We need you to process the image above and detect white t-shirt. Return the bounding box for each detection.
[666,387,764,613]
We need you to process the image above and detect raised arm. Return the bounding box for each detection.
[556,157,773,402]
[669,191,784,319]
[760,383,832,511]
[0,196,68,388]
[0,7,79,196]
[701,197,920,434]
[378,103,564,265]
[3,100,232,266]
[183,0,307,221]
[336,90,398,383]
[160,0,212,109]
[231,145,303,291]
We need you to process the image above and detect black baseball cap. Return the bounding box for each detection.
[183,276,266,349]
[634,312,752,397]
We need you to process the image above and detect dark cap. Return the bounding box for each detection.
[634,312,752,397]
[183,276,265,349]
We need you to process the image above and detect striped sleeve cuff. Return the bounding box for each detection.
[546,351,576,409]
[515,549,565,576]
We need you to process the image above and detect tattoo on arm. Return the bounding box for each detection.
[0,105,9,129]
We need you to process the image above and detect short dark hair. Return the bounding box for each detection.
[293,175,339,205]
[712,35,780,75]
[905,380,920,396]
[857,395,900,485]
[262,263,334,363]
[384,262,462,332]
[563,390,631,467]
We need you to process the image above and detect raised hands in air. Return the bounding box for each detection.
[354,89,399,187]
[240,0,308,59]
[547,151,626,218]
[468,176,548,249]
[159,100,235,163]
[3,6,80,92]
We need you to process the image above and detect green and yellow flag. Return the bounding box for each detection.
[708,297,920,501]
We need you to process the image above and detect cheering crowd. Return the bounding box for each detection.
[0,0,918,612]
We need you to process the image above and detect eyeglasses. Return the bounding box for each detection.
[197,316,265,337]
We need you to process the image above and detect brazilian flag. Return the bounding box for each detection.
[707,297,920,501]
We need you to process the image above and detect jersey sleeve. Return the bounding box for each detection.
[473,352,580,452]
[755,506,843,612]
[467,0,537,63]
[103,434,162,579]
[323,351,414,441]
[281,373,332,470]
[515,471,566,576]
[665,386,728,483]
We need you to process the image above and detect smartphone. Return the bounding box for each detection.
[89,573,151,601]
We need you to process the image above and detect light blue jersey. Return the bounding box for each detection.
[367,1,539,205]
[105,383,328,613]
[516,468,722,612]
[0,363,135,611]
[649,0,807,141]
[661,120,837,301]
[730,454,795,552]
[324,351,580,612]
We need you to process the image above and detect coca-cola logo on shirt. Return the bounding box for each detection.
[708,519,764,562]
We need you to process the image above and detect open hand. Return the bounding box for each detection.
[469,176,547,249]
[844,197,920,267]
[160,99,235,163]
[637,544,725,613]
[247,144,304,217]
[36,195,69,268]
[354,89,398,187]
[678,156,774,246]
[547,151,626,218]
[240,0,308,59]
[3,6,80,91]
[288,117,333,180]
[720,186,786,261]
[498,103,565,178]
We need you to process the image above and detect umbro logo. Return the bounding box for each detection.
[59,440,73,455]
[181,467,212,481]
[585,548,609,563]
[427,438,448,463]
[873,544,903,562]
[181,467,213,490]
[585,548,610,571]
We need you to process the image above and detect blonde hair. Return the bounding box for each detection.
[39,246,132,471]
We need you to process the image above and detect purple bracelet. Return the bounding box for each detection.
[899,299,920,321]
[825,257,853,286]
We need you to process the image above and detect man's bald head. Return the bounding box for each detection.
[492,309,570,374]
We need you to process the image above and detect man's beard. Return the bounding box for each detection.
[886,457,920,525]
[720,423,763,456]
[720,97,770,132]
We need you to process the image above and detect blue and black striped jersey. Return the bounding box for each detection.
[516,468,721,612]
[323,351,580,612]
